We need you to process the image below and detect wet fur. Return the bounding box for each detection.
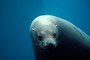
[30,15,90,60]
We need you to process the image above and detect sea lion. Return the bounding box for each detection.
[30,15,90,60]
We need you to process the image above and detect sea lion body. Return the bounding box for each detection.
[30,15,90,60]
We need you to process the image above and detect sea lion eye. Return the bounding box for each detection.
[38,35,42,40]
[53,33,56,38]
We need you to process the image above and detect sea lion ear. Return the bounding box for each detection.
[55,24,57,27]
[32,28,35,31]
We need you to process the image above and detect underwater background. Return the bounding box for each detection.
[0,0,90,60]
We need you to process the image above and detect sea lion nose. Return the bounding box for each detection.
[46,40,56,48]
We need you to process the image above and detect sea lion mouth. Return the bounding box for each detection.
[45,44,56,50]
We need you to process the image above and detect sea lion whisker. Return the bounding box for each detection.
[32,43,40,46]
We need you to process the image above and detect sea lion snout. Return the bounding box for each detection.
[45,40,56,49]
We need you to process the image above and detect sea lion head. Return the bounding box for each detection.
[30,15,59,49]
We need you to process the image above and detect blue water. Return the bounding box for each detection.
[0,0,90,60]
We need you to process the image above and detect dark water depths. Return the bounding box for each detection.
[0,0,90,60]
